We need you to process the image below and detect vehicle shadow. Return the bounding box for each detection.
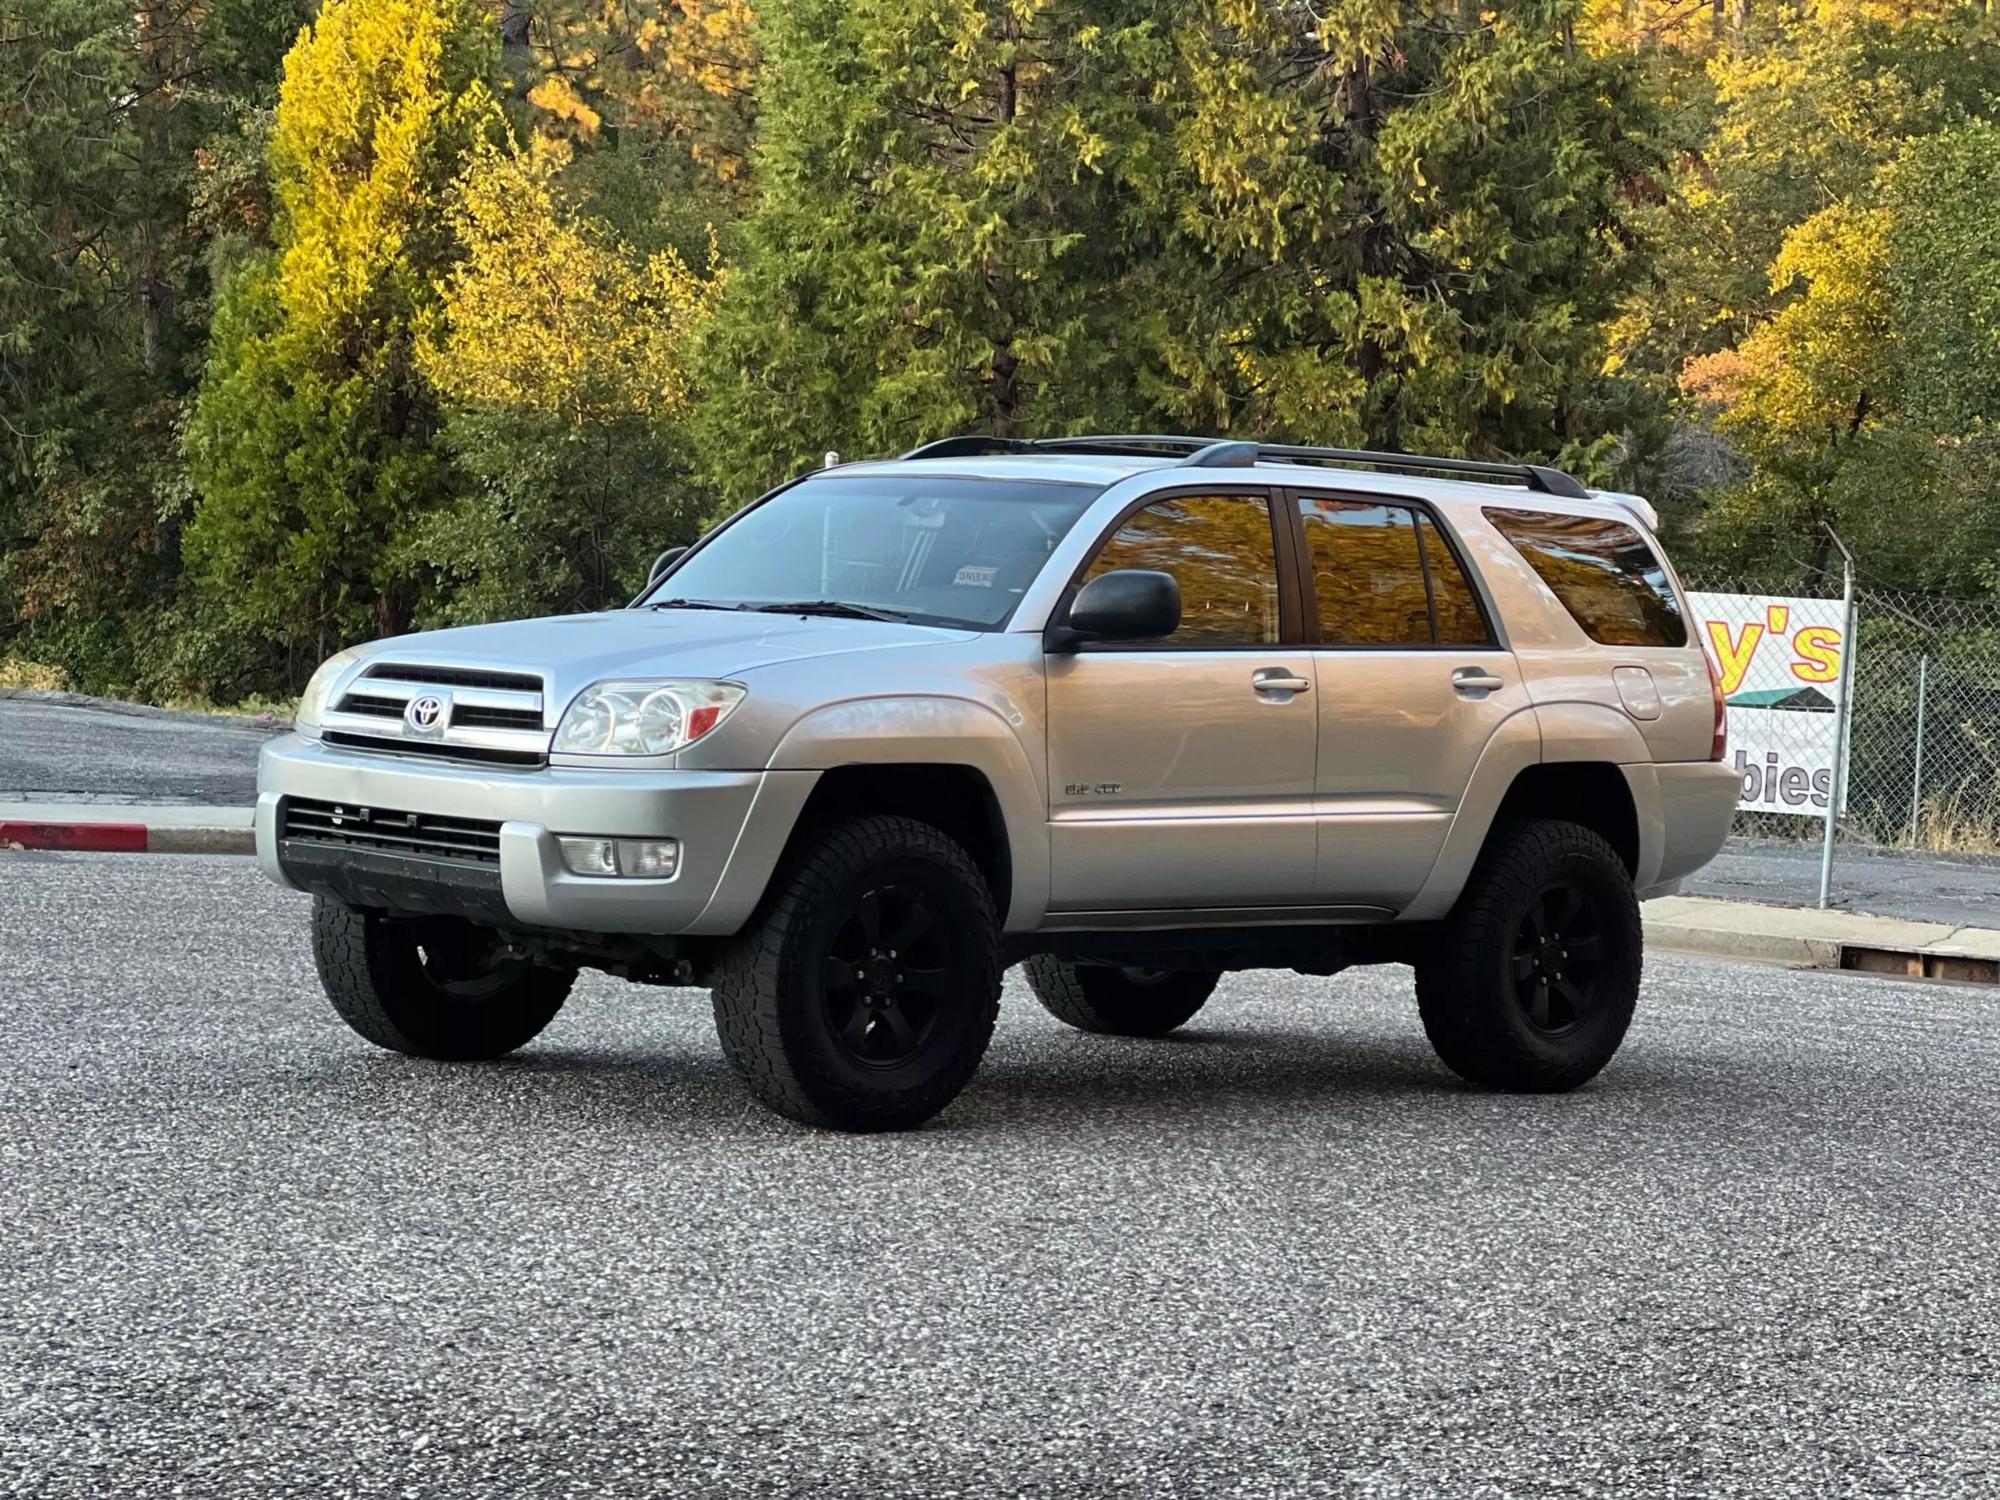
[299,1018,1708,1138]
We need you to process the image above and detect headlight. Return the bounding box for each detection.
[297,649,361,728]
[553,680,746,756]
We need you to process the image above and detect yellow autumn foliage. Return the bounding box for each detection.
[422,135,720,427]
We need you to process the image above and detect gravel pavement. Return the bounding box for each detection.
[1,852,1993,1496]
[0,698,276,806]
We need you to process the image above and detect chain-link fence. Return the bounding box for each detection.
[1684,572,2000,856]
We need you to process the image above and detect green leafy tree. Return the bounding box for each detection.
[414,135,720,622]
[180,0,504,688]
[696,0,1658,509]
[1636,5,2000,589]
[0,0,309,692]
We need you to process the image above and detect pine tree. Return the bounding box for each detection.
[0,0,309,692]
[181,0,502,685]
[695,0,1658,508]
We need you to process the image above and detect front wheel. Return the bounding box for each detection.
[1023,957,1218,1037]
[310,897,573,1060]
[710,815,1001,1131]
[1413,820,1642,1092]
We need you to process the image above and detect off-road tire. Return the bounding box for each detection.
[1023,957,1218,1037]
[710,815,1001,1131]
[1413,819,1642,1092]
[310,896,573,1061]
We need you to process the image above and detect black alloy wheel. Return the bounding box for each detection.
[413,918,534,1001]
[1413,819,1642,1092]
[821,880,954,1067]
[1510,879,1606,1038]
[710,814,1003,1130]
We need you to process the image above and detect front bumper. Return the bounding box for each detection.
[256,734,814,936]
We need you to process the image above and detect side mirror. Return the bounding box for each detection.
[1047,569,1181,652]
[648,546,687,585]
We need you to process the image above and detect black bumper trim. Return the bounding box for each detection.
[279,840,514,925]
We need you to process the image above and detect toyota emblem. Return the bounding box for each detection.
[404,693,449,735]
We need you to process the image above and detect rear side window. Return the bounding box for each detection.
[1296,497,1496,647]
[1296,498,1430,645]
[1483,508,1686,647]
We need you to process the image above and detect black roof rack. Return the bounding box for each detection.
[895,433,1589,499]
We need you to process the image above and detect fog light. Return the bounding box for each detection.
[557,836,680,879]
[617,839,679,879]
[558,837,619,876]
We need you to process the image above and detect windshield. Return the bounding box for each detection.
[648,474,1101,629]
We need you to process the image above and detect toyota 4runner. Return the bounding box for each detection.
[257,435,1738,1130]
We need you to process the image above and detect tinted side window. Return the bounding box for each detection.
[1419,516,1493,646]
[1297,497,1431,646]
[1484,508,1686,647]
[1083,493,1280,646]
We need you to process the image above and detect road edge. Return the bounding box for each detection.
[0,686,290,733]
[1,813,254,856]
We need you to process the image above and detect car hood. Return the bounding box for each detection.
[349,609,977,708]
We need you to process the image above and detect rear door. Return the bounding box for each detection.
[1044,488,1320,911]
[1290,491,1527,907]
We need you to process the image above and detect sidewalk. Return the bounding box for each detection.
[1644,894,2000,981]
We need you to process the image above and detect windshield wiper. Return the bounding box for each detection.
[646,598,755,612]
[750,600,911,622]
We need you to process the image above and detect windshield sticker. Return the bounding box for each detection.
[954,565,996,588]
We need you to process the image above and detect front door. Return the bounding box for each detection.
[1290,491,1526,907]
[1046,490,1319,911]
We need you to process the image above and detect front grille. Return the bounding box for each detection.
[324,659,550,766]
[323,731,547,768]
[363,662,542,693]
[281,797,502,864]
[450,703,545,731]
[338,692,406,720]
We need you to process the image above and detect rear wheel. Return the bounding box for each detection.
[1413,819,1641,1092]
[310,896,573,1060]
[1023,957,1218,1037]
[710,815,1001,1131]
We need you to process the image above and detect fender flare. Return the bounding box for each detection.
[1400,707,1542,922]
[759,695,1051,932]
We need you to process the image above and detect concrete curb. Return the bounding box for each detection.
[0,687,290,733]
[1644,894,2000,977]
[0,805,255,856]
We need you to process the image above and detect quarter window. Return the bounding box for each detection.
[1420,516,1493,646]
[1082,493,1281,646]
[1484,508,1686,647]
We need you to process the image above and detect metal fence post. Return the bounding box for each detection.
[1907,653,1929,846]
[1817,540,1858,908]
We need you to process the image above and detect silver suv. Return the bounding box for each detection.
[257,436,1738,1130]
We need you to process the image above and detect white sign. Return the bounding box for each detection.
[1686,591,1848,817]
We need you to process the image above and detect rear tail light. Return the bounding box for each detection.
[1703,643,1728,761]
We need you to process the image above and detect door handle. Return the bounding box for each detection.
[1452,667,1506,694]
[1252,668,1311,696]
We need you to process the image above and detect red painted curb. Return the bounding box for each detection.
[0,820,149,853]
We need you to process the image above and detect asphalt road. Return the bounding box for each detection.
[0,697,276,805]
[1,853,1993,1496]
[1695,840,2000,928]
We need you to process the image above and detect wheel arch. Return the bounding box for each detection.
[1401,702,1655,921]
[757,696,1049,930]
